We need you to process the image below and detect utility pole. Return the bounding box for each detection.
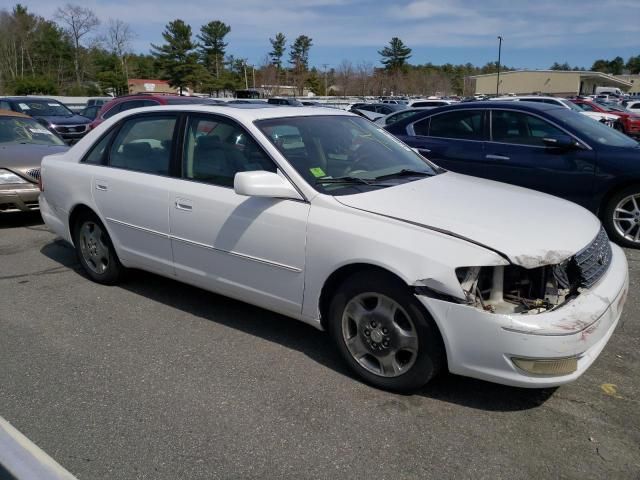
[322,63,329,97]
[252,66,256,89]
[243,60,248,89]
[496,36,503,97]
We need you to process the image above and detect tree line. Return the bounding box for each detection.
[549,56,640,75]
[7,3,635,99]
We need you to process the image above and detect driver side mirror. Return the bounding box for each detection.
[542,135,581,150]
[234,171,303,200]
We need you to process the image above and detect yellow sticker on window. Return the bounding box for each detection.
[309,167,326,178]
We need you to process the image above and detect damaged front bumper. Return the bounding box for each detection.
[417,242,628,388]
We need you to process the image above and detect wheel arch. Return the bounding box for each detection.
[319,263,409,331]
[598,180,640,219]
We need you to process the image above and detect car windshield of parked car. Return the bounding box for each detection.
[553,110,639,148]
[256,115,438,195]
[0,116,65,146]
[13,100,74,117]
[558,99,584,112]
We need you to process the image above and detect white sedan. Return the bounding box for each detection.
[39,105,628,391]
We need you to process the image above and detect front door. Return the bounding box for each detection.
[168,114,309,317]
[484,109,596,207]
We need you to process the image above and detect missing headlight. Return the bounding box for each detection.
[456,262,581,315]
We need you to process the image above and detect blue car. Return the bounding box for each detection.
[0,97,91,144]
[385,101,640,248]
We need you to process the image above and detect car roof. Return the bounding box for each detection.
[426,101,562,112]
[0,109,30,118]
[0,96,60,102]
[107,104,354,122]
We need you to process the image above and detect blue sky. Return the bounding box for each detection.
[12,0,640,70]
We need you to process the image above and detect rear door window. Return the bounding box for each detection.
[108,115,177,175]
[428,110,484,140]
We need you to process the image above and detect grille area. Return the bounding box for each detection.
[26,168,40,180]
[575,226,612,288]
[55,124,88,134]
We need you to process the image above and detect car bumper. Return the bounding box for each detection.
[418,243,628,388]
[0,185,40,212]
[39,194,71,242]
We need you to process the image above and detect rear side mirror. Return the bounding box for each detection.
[542,135,580,150]
[234,171,303,200]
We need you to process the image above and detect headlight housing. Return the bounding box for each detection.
[455,263,582,315]
[0,169,28,185]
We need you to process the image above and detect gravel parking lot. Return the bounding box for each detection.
[1,212,639,480]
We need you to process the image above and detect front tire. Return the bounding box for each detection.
[328,271,445,392]
[602,185,640,249]
[73,212,124,284]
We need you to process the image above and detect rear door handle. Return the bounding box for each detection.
[95,181,108,191]
[175,198,193,211]
[485,154,510,161]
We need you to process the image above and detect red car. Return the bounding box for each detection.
[571,99,640,137]
[89,93,225,130]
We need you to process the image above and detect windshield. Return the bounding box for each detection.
[0,116,65,146]
[558,99,584,112]
[13,100,74,117]
[255,115,438,195]
[552,109,638,148]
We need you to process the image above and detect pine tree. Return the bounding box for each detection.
[151,19,202,94]
[378,37,412,72]
[289,35,312,70]
[197,20,230,78]
[269,33,286,69]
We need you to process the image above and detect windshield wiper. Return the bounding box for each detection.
[373,169,433,181]
[315,176,375,185]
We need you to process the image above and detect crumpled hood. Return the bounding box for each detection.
[581,111,618,121]
[335,172,601,268]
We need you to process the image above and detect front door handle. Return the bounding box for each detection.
[485,154,510,161]
[95,181,108,191]
[175,198,193,211]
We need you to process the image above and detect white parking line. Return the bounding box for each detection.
[0,417,77,480]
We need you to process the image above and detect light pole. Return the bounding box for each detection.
[322,63,329,97]
[496,36,503,96]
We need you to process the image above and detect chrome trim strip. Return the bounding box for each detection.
[107,217,302,273]
[171,235,302,273]
[106,217,169,238]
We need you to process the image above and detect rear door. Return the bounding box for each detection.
[91,113,178,275]
[399,109,488,177]
[484,108,596,206]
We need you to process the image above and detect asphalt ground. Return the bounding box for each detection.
[0,212,638,480]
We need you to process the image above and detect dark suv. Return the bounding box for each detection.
[0,97,91,144]
[90,94,223,130]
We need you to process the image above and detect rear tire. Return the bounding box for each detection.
[328,271,445,392]
[602,185,640,249]
[73,212,124,284]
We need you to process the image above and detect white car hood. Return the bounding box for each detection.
[335,172,601,268]
[581,111,618,121]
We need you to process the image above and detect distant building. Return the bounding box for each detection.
[615,74,640,95]
[127,78,191,95]
[468,70,632,97]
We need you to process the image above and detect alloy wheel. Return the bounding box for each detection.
[341,293,418,377]
[78,221,110,274]
[613,193,640,244]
